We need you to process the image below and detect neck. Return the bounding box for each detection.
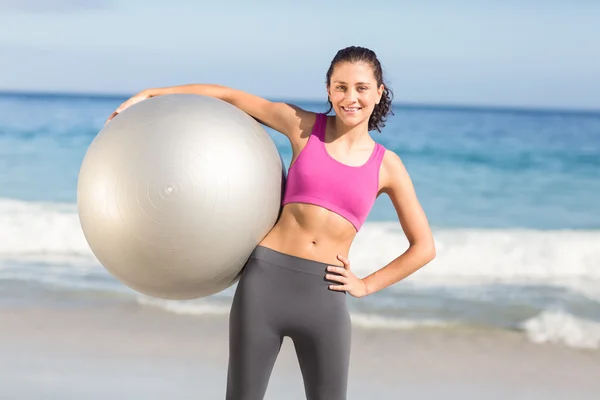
[330,116,370,145]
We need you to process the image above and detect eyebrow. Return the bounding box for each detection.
[333,81,371,85]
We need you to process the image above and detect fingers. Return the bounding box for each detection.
[327,266,348,283]
[327,265,348,290]
[106,91,151,124]
[327,266,345,274]
[115,100,129,114]
[326,273,347,284]
[105,101,129,125]
[105,112,116,125]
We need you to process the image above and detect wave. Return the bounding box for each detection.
[1,198,599,286]
[135,296,600,350]
[135,295,454,330]
[0,198,94,263]
[136,296,232,316]
[352,223,600,283]
[520,309,600,350]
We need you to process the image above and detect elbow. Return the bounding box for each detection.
[426,244,436,263]
[417,240,436,264]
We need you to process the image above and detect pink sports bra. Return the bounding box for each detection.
[281,113,386,231]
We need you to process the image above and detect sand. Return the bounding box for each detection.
[1,297,599,400]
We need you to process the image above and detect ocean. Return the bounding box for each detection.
[1,91,599,350]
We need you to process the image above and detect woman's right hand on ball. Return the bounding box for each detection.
[105,89,153,125]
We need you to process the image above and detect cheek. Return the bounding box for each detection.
[329,92,345,104]
[359,93,377,107]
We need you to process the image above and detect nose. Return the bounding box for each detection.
[344,88,358,103]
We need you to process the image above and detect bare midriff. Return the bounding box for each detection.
[258,203,357,266]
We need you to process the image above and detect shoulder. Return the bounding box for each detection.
[278,105,321,143]
[380,149,411,194]
[381,148,402,170]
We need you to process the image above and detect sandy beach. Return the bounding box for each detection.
[1,288,599,400]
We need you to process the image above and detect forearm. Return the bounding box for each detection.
[149,84,232,101]
[362,243,435,296]
[146,84,278,124]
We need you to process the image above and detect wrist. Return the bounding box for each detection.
[362,278,373,297]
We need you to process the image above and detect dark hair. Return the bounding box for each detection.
[325,46,394,132]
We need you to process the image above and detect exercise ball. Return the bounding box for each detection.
[77,94,285,300]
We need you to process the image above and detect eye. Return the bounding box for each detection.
[336,85,346,91]
[358,86,368,91]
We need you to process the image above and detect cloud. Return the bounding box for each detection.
[0,0,113,13]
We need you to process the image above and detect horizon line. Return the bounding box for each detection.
[1,89,599,117]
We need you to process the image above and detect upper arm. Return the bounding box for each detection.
[222,88,315,141]
[380,150,435,250]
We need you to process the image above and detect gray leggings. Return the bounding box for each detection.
[226,245,351,400]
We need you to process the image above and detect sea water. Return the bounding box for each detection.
[1,92,599,349]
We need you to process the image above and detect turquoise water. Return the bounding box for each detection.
[1,91,599,229]
[1,91,599,350]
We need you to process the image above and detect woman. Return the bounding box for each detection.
[107,46,436,400]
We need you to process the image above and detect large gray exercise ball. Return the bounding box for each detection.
[77,94,285,300]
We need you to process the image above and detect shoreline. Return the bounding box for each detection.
[2,298,599,399]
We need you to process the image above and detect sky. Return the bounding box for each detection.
[0,0,599,110]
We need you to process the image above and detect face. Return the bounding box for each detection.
[327,61,384,127]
